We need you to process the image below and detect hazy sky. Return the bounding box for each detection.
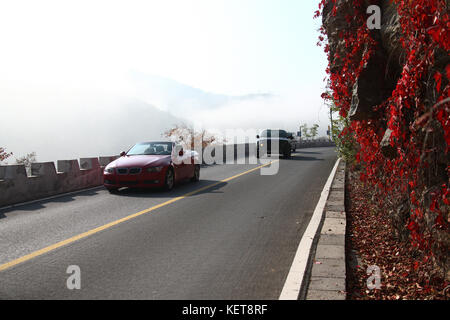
[0,0,329,162]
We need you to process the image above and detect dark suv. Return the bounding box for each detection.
[256,129,293,158]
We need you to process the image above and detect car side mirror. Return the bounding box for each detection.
[120,151,126,157]
[256,135,260,139]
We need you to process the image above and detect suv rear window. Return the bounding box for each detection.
[260,130,288,138]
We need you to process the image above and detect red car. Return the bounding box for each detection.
[103,141,200,192]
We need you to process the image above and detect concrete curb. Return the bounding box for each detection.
[305,160,346,300]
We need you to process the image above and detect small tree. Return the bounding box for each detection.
[0,147,12,163]
[310,124,319,140]
[16,152,37,175]
[300,124,311,141]
[325,88,357,164]
[164,123,220,150]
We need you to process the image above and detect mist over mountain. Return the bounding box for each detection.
[129,72,275,116]
[0,92,182,163]
[1,73,325,164]
[128,72,326,134]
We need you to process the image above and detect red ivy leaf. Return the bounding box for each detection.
[427,26,441,43]
[434,72,442,93]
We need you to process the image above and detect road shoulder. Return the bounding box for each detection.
[305,160,346,300]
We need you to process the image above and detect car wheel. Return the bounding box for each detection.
[283,149,292,159]
[107,187,119,194]
[164,168,175,191]
[191,165,200,182]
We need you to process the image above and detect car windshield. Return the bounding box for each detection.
[127,142,173,156]
[260,130,288,138]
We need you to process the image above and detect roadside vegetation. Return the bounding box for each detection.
[346,170,447,299]
[326,90,358,164]
[0,149,37,176]
[163,123,222,150]
[0,147,12,163]
[299,123,321,141]
[15,152,37,175]
[317,0,449,299]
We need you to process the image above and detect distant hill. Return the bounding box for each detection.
[0,73,313,164]
[0,94,183,163]
[129,72,275,116]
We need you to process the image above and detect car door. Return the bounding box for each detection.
[176,145,197,181]
[183,150,196,179]
[179,149,196,179]
[172,145,186,181]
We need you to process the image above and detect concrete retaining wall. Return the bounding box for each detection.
[204,143,254,163]
[0,156,118,208]
[204,140,335,163]
[297,140,335,149]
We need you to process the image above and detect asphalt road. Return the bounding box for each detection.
[0,147,336,299]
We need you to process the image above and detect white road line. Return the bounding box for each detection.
[279,158,341,300]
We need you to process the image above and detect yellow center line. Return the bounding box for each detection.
[0,160,279,272]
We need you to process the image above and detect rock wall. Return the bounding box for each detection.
[322,0,449,277]
[323,0,402,121]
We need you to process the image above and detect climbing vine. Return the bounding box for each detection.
[316,0,449,285]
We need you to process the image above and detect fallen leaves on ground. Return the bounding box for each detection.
[345,169,448,300]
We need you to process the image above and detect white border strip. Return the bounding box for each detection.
[279,158,341,300]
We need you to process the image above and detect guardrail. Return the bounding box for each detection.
[206,140,335,163]
[297,140,335,149]
[0,156,118,208]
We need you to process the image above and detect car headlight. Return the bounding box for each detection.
[104,167,115,174]
[146,166,163,173]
